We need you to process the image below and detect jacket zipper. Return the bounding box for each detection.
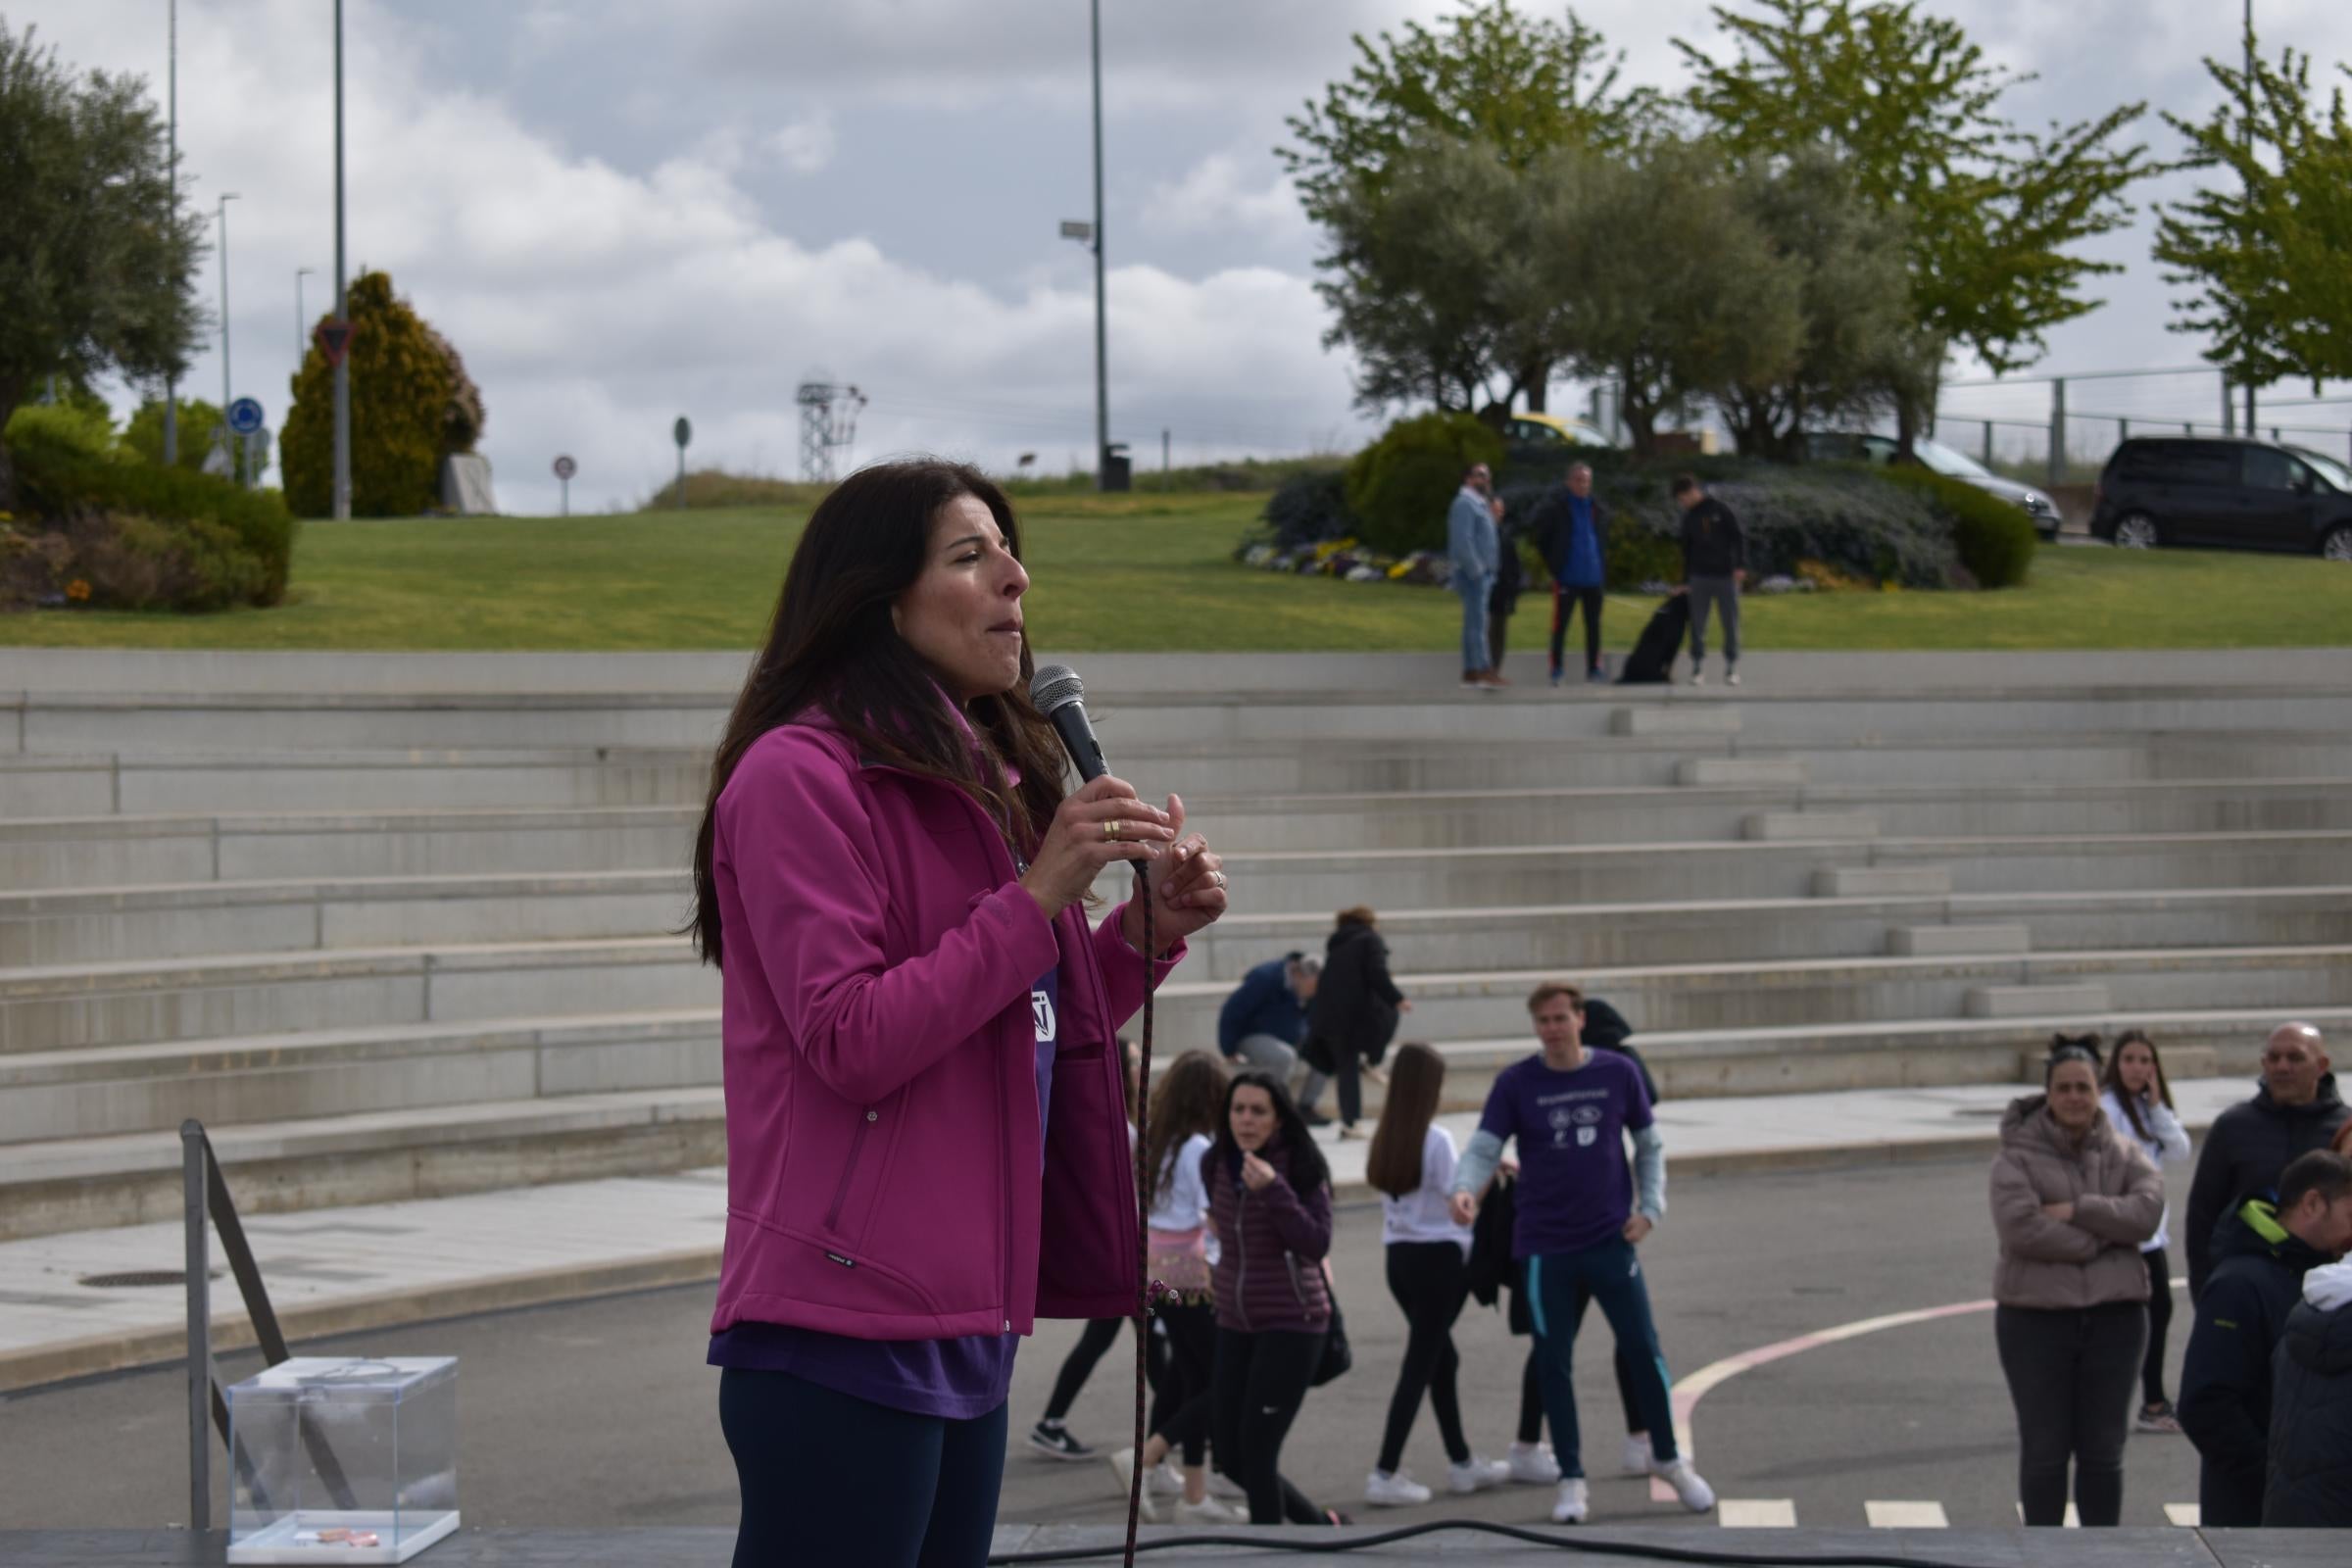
[1232,1182,1250,1332]
[1284,1252,1307,1307]
[824,1111,873,1232]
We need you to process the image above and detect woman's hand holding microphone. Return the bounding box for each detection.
[1019,775,1174,921]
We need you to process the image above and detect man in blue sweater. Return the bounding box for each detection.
[1216,953,1320,1085]
[1451,982,1714,1524]
[1529,464,1611,686]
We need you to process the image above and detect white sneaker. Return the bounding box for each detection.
[1726,669,1741,687]
[1653,1456,1715,1514]
[1148,1459,1184,1497]
[1206,1469,1247,1501]
[1507,1441,1560,1485]
[1620,1434,1653,1477]
[1363,1468,1433,1507]
[1689,670,1706,687]
[1108,1448,1158,1523]
[1447,1454,1512,1494]
[1173,1495,1246,1526]
[1551,1477,1591,1524]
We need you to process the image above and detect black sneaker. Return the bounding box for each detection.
[1298,1108,1333,1128]
[1028,1420,1094,1461]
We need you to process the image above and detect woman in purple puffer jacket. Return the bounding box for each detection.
[688,460,1231,1568]
[1208,1069,1345,1526]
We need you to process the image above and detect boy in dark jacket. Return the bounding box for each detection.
[2265,1254,2352,1526]
[2179,1151,2352,1526]
[1671,475,1745,688]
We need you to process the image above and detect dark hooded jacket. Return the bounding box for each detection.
[2185,1073,2349,1300]
[2179,1199,2337,1528]
[1580,998,1658,1105]
[1303,921,1402,1069]
[1206,1132,1333,1336]
[2264,1259,2352,1527]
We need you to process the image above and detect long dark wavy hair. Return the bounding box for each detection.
[1142,1051,1228,1212]
[2100,1028,2175,1143]
[1211,1069,1332,1198]
[1365,1043,1446,1200]
[687,460,1067,967]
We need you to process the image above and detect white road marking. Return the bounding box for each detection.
[1864,1500,1948,1528]
[1717,1498,1796,1528]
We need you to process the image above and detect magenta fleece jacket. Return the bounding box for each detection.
[708,722,1183,1343]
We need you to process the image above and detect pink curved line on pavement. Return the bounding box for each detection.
[1648,1297,1997,1501]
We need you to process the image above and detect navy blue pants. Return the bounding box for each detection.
[719,1367,1007,1568]
[1527,1237,1678,1479]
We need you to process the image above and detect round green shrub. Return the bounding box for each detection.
[1343,412,1506,556]
[282,270,478,518]
[1878,466,2035,588]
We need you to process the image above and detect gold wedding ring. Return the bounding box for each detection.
[1104,818,1121,843]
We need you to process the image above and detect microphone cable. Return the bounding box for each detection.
[1118,870,1153,1568]
[999,1516,1995,1568]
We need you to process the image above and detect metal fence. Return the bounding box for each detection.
[1932,367,2352,483]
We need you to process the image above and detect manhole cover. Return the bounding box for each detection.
[79,1269,220,1289]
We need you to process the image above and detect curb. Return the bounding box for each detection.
[4,1116,2215,1396]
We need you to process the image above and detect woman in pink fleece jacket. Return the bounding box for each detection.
[687,460,1230,1568]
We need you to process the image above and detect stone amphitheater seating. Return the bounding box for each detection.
[4,648,2349,1241]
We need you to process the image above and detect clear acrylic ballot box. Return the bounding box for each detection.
[226,1356,460,1564]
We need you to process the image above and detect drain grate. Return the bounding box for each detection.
[80,1268,220,1289]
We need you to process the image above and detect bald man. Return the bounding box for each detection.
[2186,1023,2351,1301]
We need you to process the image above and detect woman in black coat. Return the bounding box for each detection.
[2264,1258,2352,1524]
[1298,906,1406,1139]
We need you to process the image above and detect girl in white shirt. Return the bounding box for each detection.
[1361,1044,1511,1506]
[2099,1029,2193,1434]
[1114,1051,1240,1523]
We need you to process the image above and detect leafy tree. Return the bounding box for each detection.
[280,270,484,517]
[122,396,223,473]
[1677,0,2152,447]
[1556,141,1806,457]
[1710,151,1924,460]
[1342,410,1506,555]
[0,21,206,508]
[2155,34,2352,390]
[1283,2,1660,412]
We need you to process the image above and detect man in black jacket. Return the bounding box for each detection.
[2186,1023,2347,1300]
[2178,1151,2352,1527]
[2264,1251,2352,1527]
[1672,475,1745,687]
[1528,464,1612,685]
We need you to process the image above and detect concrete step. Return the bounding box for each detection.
[1611,705,1742,736]
[1680,758,1807,786]
[1889,924,2033,956]
[12,1003,2352,1239]
[1744,810,1879,842]
[1967,983,2114,1018]
[1816,866,1955,897]
[0,1085,727,1242]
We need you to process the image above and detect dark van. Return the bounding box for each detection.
[2092,437,2352,559]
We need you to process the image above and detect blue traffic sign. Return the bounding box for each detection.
[226,397,266,435]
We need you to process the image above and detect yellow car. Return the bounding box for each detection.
[1502,411,1618,450]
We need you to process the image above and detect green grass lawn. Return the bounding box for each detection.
[5,491,2350,651]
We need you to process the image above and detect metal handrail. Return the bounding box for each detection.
[182,1119,357,1533]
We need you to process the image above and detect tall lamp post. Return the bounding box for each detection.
[296,268,315,360]
[332,0,351,520]
[163,0,178,465]
[1087,0,1107,491]
[217,192,240,427]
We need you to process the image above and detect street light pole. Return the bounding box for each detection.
[296,268,314,361]
[163,0,177,466]
[218,193,240,425]
[331,0,351,520]
[2242,0,2257,435]
[1088,0,1108,491]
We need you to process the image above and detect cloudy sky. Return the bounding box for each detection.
[20,0,2352,514]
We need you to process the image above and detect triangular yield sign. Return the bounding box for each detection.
[314,318,354,368]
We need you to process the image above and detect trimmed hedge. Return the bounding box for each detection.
[1878,465,2036,588]
[7,416,297,608]
[1342,412,1506,556]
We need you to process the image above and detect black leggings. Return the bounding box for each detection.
[1994,1301,2147,1527]
[1213,1326,1326,1525]
[1150,1300,1217,1467]
[2141,1248,2175,1408]
[1550,584,1604,676]
[1379,1242,1473,1474]
[719,1366,1006,1568]
[1043,1316,1157,1424]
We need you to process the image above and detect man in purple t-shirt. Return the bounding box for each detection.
[1451,982,1714,1524]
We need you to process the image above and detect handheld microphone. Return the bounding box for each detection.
[1028,663,1108,784]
